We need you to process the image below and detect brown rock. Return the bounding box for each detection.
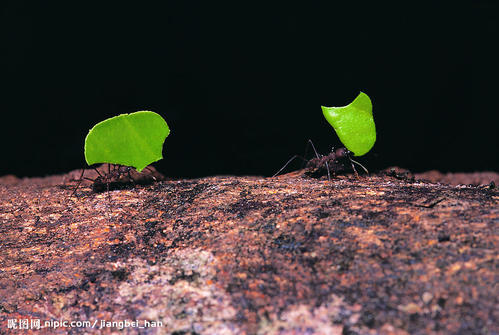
[0,170,497,334]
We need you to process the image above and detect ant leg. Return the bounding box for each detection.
[70,167,87,197]
[307,139,321,159]
[324,160,331,182]
[349,157,369,177]
[93,166,104,178]
[349,159,359,178]
[127,168,137,188]
[272,155,307,177]
[308,139,332,181]
[297,139,320,169]
[105,175,113,219]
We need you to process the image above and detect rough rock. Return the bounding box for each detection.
[0,170,497,334]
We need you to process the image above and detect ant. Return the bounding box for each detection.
[272,140,369,181]
[69,163,161,197]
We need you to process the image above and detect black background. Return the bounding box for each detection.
[1,1,497,178]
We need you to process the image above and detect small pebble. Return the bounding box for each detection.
[422,292,433,304]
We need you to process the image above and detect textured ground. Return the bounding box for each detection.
[0,168,497,334]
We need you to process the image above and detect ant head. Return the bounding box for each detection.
[334,147,351,158]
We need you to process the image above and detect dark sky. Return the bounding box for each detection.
[1,1,497,178]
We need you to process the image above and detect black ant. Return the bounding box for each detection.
[272,140,368,180]
[69,163,161,197]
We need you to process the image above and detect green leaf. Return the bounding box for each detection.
[321,92,376,156]
[84,111,170,172]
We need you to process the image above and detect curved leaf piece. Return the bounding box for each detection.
[321,92,376,156]
[84,111,170,172]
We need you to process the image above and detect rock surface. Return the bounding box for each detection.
[0,169,497,334]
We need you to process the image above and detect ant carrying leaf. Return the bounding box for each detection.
[273,92,375,180]
[70,111,170,197]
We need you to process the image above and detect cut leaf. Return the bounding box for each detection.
[84,111,170,172]
[321,92,376,156]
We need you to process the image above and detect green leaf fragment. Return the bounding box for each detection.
[321,92,376,156]
[84,111,170,172]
